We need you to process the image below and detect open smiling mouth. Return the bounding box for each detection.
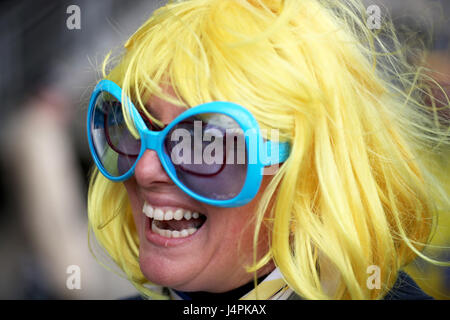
[143,202,207,239]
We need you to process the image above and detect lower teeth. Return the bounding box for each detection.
[151,219,198,238]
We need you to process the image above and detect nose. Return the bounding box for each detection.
[134,149,173,188]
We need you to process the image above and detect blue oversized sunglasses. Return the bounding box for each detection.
[87,80,290,207]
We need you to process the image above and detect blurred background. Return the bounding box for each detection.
[0,0,448,299]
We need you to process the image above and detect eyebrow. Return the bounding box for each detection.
[140,102,166,128]
[145,97,190,127]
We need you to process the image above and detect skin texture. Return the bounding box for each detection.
[123,86,275,293]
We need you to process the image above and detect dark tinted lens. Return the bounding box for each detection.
[164,113,247,200]
[90,92,141,177]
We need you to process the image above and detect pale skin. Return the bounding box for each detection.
[123,85,276,293]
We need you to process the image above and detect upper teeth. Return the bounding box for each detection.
[143,202,200,221]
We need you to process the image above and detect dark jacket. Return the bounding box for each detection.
[383,271,434,300]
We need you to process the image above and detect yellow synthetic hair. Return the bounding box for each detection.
[88,0,450,299]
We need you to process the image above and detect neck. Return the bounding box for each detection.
[172,274,270,301]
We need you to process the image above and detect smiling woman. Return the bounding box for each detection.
[86,0,450,300]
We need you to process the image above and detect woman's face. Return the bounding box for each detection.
[123,85,275,293]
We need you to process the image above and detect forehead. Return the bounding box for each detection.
[144,83,187,125]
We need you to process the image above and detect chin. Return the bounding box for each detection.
[137,248,210,292]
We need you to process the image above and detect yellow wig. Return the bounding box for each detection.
[87,0,450,299]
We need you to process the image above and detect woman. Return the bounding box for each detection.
[86,0,450,299]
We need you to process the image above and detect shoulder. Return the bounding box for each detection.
[383,271,434,300]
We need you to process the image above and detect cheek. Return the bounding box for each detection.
[233,177,273,250]
[214,203,265,253]
[123,179,141,231]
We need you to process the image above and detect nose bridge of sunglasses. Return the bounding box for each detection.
[141,130,162,151]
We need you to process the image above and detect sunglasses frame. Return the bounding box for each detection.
[87,79,290,207]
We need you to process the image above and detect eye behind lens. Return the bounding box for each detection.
[91,91,141,177]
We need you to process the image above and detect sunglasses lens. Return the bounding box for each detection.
[164,113,248,200]
[90,92,141,177]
